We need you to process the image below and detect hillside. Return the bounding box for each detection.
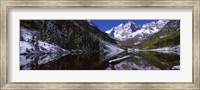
[20,20,120,55]
[138,20,180,49]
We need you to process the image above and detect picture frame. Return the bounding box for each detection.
[0,0,199,89]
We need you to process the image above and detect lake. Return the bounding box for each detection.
[20,51,180,70]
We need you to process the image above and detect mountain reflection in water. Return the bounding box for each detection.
[20,51,180,70]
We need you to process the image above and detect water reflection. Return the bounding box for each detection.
[20,51,180,70]
[106,51,180,70]
[20,52,101,70]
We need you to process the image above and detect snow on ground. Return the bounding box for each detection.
[102,41,125,59]
[134,41,141,45]
[149,45,180,55]
[20,27,37,42]
[38,41,69,54]
[134,45,180,55]
[172,65,180,70]
[159,35,167,39]
[20,40,70,54]
[20,41,35,54]
[150,45,180,51]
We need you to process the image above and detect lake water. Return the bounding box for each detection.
[20,51,180,70]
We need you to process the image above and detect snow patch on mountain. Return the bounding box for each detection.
[20,27,37,42]
[20,27,70,54]
[38,41,69,53]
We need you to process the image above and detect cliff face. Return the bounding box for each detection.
[20,20,118,54]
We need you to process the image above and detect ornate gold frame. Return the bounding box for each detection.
[1,0,199,89]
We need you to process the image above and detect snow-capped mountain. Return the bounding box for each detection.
[105,20,169,41]
[105,21,141,41]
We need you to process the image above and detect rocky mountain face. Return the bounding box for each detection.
[20,20,120,55]
[105,21,141,41]
[105,20,168,41]
[105,20,180,50]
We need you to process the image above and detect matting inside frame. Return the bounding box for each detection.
[8,8,192,82]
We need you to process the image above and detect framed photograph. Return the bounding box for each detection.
[1,0,199,89]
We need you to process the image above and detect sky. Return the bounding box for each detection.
[91,20,158,32]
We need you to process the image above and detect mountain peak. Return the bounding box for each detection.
[158,20,168,23]
[105,20,169,41]
[124,21,136,27]
[126,21,136,25]
[116,23,124,28]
